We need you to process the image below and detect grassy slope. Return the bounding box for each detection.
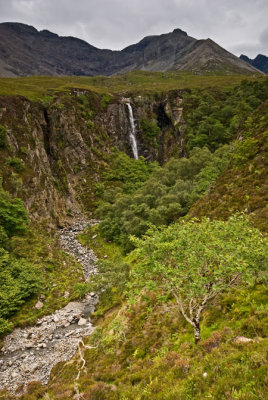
[0,72,265,100]
[188,101,268,231]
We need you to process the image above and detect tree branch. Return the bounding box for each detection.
[172,291,195,327]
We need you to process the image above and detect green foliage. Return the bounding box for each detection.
[140,118,161,146]
[95,151,158,202]
[0,125,7,148]
[78,225,129,317]
[0,182,43,335]
[183,79,268,151]
[40,95,54,107]
[101,93,112,109]
[8,156,25,173]
[96,146,231,251]
[0,317,12,335]
[128,214,268,340]
[0,183,29,237]
[77,93,89,107]
[0,250,42,319]
[188,100,268,232]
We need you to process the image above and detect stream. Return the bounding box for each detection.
[0,220,98,394]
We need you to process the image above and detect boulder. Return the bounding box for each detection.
[78,317,87,326]
[35,301,44,309]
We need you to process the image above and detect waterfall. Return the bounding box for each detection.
[126,103,139,160]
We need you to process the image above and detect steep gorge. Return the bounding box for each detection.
[0,90,183,225]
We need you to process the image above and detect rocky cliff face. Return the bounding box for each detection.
[0,90,184,224]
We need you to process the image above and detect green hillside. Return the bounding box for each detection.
[0,72,265,100]
[0,74,267,400]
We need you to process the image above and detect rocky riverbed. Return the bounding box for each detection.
[0,220,99,394]
[59,220,98,280]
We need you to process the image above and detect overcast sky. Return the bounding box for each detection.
[0,0,267,57]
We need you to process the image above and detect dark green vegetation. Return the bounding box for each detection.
[189,99,268,232]
[96,146,231,252]
[183,79,268,151]
[0,181,39,334]
[0,75,267,399]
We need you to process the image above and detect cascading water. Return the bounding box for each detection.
[126,103,139,159]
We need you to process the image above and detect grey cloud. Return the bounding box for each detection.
[0,0,267,56]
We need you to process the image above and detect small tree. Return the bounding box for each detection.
[128,215,268,343]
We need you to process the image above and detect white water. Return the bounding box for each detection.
[126,103,139,159]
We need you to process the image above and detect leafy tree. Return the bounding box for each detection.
[96,146,231,251]
[96,151,158,202]
[140,118,161,146]
[183,79,268,152]
[128,215,268,343]
[0,183,29,237]
[0,251,42,319]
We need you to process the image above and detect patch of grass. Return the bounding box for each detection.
[0,72,265,100]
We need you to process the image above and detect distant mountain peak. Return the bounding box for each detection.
[0,22,261,77]
[240,54,268,74]
[172,28,188,36]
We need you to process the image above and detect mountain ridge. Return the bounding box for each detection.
[0,22,261,77]
[240,53,268,74]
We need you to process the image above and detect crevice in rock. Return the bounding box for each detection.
[43,108,52,164]
[156,103,173,165]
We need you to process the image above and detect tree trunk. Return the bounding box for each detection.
[194,322,201,344]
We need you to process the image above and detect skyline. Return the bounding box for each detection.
[0,0,267,58]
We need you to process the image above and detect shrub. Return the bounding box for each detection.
[8,157,25,173]
[0,124,7,148]
[140,118,161,146]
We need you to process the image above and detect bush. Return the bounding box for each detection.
[8,157,25,173]
[0,184,29,237]
[140,118,161,146]
[0,124,7,148]
[183,79,268,152]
